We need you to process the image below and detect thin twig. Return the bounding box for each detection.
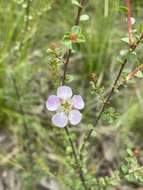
[25,0,31,32]
[61,0,89,189]
[11,75,29,136]
[75,0,85,26]
[125,0,132,44]
[62,49,72,84]
[55,54,66,64]
[11,74,36,187]
[64,127,88,190]
[62,0,85,84]
[79,32,143,158]
[19,0,32,49]
[10,1,35,184]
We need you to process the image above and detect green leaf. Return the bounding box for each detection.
[102,107,120,124]
[139,176,143,183]
[71,0,81,7]
[120,49,128,57]
[87,123,94,129]
[72,43,80,52]
[66,146,72,154]
[80,14,90,21]
[116,49,128,64]
[108,178,119,186]
[125,174,135,182]
[139,24,143,33]
[121,37,129,44]
[116,55,124,64]
[135,71,143,78]
[126,148,134,156]
[121,164,128,174]
[98,177,106,185]
[77,34,86,43]
[127,51,138,63]
[62,38,72,49]
[119,5,128,13]
[66,74,75,82]
[71,26,81,34]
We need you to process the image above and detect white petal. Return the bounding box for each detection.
[46,95,60,111]
[52,112,68,128]
[131,17,135,25]
[69,110,82,126]
[57,86,72,100]
[126,17,135,25]
[71,95,85,110]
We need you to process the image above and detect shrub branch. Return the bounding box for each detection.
[80,32,143,158]
[61,0,89,189]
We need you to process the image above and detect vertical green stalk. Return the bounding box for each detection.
[104,0,109,17]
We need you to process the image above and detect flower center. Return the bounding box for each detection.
[60,100,72,112]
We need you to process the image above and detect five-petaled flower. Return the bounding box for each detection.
[46,86,85,128]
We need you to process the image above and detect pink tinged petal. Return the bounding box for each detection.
[69,110,82,126]
[57,86,72,100]
[46,95,60,111]
[71,95,85,110]
[52,112,68,128]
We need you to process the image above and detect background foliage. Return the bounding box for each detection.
[0,0,143,189]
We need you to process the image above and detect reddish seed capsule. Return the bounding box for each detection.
[90,73,97,83]
[133,148,140,157]
[126,64,143,81]
[49,42,59,50]
[69,33,77,43]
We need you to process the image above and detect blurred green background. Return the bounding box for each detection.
[0,0,143,189]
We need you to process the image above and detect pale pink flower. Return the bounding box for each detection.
[46,86,85,128]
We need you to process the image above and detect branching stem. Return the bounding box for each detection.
[62,1,89,189]
[79,32,143,158]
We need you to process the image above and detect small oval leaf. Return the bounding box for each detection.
[80,14,90,21]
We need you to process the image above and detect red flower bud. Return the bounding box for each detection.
[133,148,140,157]
[69,33,77,43]
[49,42,59,50]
